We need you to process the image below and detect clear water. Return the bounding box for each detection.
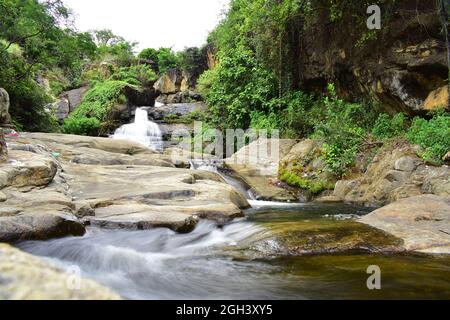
[17,204,450,300]
[113,108,163,151]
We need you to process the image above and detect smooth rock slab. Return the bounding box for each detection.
[0,244,120,300]
[0,212,85,243]
[360,195,450,253]
[0,150,57,189]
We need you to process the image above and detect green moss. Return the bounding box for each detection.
[279,168,334,195]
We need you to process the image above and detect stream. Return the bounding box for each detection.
[16,107,450,300]
[17,203,450,300]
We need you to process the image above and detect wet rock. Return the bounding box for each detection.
[225,138,298,201]
[1,133,249,241]
[237,217,403,257]
[124,86,159,107]
[360,195,450,254]
[0,212,86,243]
[0,244,121,300]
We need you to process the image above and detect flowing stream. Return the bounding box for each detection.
[17,165,450,299]
[16,128,450,299]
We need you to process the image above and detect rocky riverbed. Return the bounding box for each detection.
[0,132,449,299]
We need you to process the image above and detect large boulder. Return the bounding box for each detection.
[61,86,89,113]
[124,86,159,107]
[333,142,450,206]
[0,244,121,300]
[49,99,70,123]
[0,148,86,242]
[225,138,298,201]
[360,195,450,254]
[154,68,202,104]
[154,68,186,94]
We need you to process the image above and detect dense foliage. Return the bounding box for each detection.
[199,0,449,189]
[63,80,128,135]
[407,111,450,164]
[0,0,97,131]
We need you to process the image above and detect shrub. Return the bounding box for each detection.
[372,113,408,139]
[312,84,374,178]
[406,111,450,164]
[70,80,129,121]
[64,80,130,136]
[63,117,101,136]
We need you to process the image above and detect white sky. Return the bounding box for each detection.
[62,0,229,52]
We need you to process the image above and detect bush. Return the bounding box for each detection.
[372,113,408,139]
[312,84,375,178]
[406,111,450,164]
[63,117,101,136]
[70,80,129,121]
[64,80,130,135]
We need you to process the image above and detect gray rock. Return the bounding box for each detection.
[0,244,121,300]
[394,156,417,172]
[360,195,450,254]
[61,86,89,112]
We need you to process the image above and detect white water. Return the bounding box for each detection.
[189,159,258,201]
[113,108,163,151]
[18,220,298,300]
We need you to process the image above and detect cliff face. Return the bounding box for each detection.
[294,0,449,114]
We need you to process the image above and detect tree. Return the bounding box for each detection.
[138,48,159,62]
[155,48,180,74]
[92,29,124,46]
[178,47,208,85]
[438,0,450,85]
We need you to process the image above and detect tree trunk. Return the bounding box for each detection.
[438,0,450,84]
[0,128,7,162]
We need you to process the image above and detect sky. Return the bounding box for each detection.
[62,0,229,52]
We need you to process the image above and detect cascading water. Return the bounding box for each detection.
[113,108,163,151]
[189,159,307,207]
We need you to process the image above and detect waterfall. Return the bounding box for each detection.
[113,108,163,151]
